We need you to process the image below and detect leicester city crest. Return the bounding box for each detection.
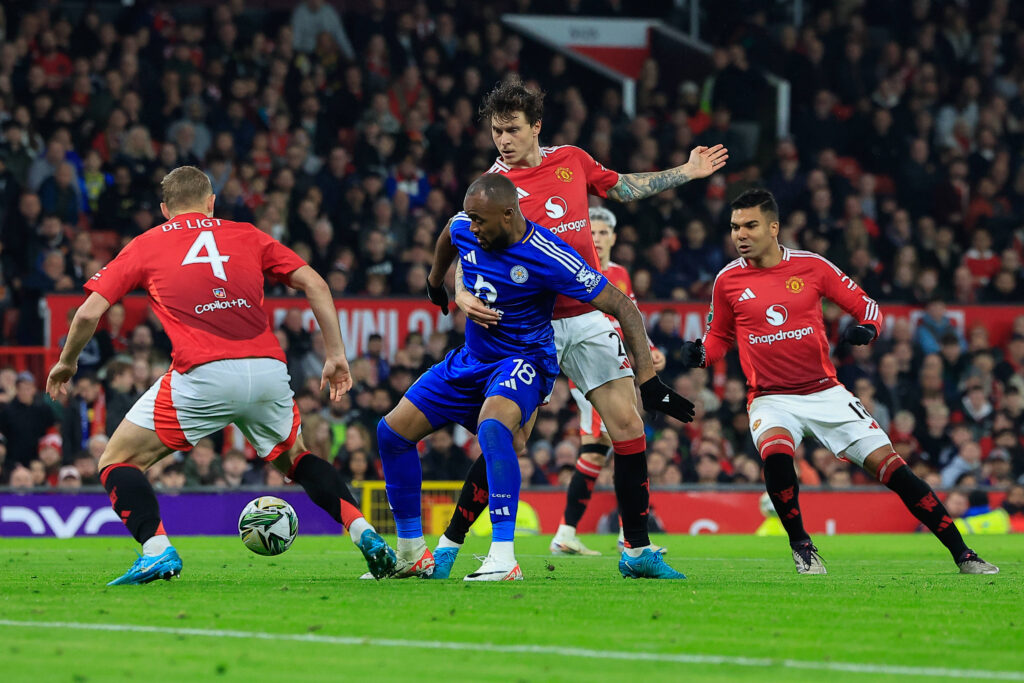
[510,265,529,283]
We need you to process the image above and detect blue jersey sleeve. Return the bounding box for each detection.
[525,228,608,303]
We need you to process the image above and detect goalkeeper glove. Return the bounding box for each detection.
[427,281,449,316]
[681,339,705,368]
[640,377,696,423]
[842,323,877,345]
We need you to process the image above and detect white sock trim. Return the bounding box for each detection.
[436,534,462,549]
[348,517,372,544]
[142,534,171,557]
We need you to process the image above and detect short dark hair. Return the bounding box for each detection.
[479,76,545,126]
[466,173,518,206]
[730,189,779,222]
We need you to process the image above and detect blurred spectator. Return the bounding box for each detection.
[0,372,56,467]
[183,439,223,487]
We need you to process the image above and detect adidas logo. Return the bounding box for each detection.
[499,378,518,390]
[463,250,477,264]
[662,395,670,403]
[516,187,530,198]
[492,506,512,516]
[738,288,756,302]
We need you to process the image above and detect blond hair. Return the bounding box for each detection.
[160,166,212,212]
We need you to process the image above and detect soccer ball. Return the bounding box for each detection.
[238,496,298,556]
[759,492,778,518]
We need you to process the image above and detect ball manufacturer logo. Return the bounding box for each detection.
[555,167,573,183]
[544,196,568,220]
[785,276,805,293]
[510,265,529,284]
[765,304,788,327]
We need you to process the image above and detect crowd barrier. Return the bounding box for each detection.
[43,295,1024,358]
[0,487,1007,538]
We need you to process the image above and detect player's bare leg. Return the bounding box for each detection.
[98,420,180,585]
[463,395,526,581]
[860,444,998,574]
[272,433,396,579]
[551,432,608,556]
[588,377,685,579]
[376,397,439,577]
[756,428,825,575]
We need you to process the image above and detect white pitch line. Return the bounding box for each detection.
[1,619,1022,680]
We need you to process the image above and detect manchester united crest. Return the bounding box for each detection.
[555,167,573,183]
[785,276,805,293]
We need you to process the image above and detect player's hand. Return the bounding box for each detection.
[46,360,76,401]
[842,324,877,346]
[427,281,449,315]
[456,290,502,328]
[686,144,729,180]
[651,347,666,372]
[681,339,705,368]
[639,377,696,423]
[321,355,353,401]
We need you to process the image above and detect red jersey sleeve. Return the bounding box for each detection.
[813,256,883,334]
[571,147,619,198]
[701,267,736,365]
[84,238,146,303]
[256,229,308,284]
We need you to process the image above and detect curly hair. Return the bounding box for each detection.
[479,76,545,126]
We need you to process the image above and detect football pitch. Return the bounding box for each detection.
[1,534,1022,682]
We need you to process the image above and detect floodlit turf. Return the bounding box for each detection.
[1,534,1022,682]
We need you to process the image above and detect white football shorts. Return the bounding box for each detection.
[126,357,300,460]
[569,383,606,438]
[552,309,634,397]
[747,384,892,466]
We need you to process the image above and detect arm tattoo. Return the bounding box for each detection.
[606,167,691,203]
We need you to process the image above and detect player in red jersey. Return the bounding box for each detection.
[46,167,397,584]
[426,78,725,579]
[562,206,667,555]
[680,189,998,575]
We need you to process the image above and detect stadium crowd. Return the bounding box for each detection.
[0,0,1022,511]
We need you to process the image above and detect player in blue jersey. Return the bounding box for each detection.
[377,174,695,581]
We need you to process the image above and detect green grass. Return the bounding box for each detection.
[1,534,1022,682]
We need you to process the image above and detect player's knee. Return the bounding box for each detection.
[477,419,515,462]
[377,418,416,456]
[603,411,643,440]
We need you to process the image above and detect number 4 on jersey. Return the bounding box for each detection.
[182,231,230,281]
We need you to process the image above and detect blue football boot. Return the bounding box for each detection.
[107,547,183,586]
[358,529,398,579]
[427,546,460,579]
[618,548,686,579]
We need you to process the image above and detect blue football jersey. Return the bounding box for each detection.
[448,213,608,373]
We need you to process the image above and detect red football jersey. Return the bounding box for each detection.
[487,145,619,319]
[86,212,307,372]
[702,247,883,402]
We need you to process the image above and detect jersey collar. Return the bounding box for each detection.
[739,246,790,269]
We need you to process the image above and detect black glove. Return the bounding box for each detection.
[427,281,449,315]
[842,323,877,346]
[640,377,696,423]
[681,339,705,368]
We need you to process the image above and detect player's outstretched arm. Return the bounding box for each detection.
[288,265,352,400]
[47,292,111,400]
[605,144,729,203]
[427,219,457,315]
